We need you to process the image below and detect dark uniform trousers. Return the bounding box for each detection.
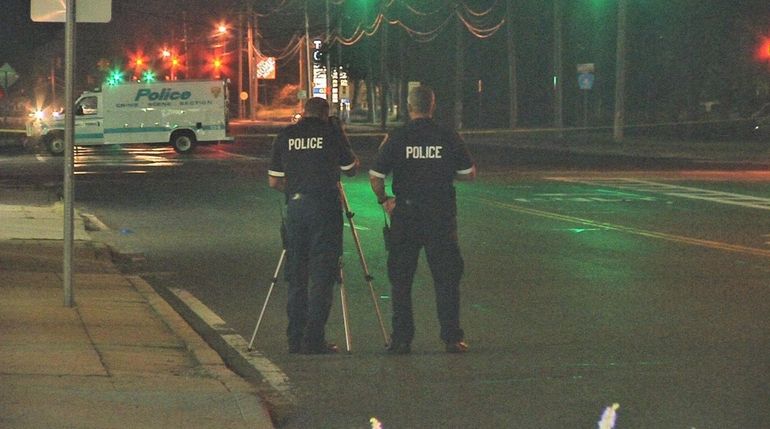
[284,190,343,349]
[387,198,465,344]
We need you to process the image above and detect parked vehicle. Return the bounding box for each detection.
[27,80,232,154]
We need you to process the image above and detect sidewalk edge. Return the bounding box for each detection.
[127,276,277,428]
[140,279,296,427]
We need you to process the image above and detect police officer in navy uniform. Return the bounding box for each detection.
[369,86,476,354]
[268,97,359,354]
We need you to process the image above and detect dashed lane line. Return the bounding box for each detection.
[473,196,770,259]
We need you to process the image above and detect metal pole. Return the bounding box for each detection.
[304,3,313,96]
[2,72,8,125]
[380,21,389,130]
[553,0,564,138]
[247,249,286,351]
[453,16,463,130]
[238,11,244,118]
[337,183,390,346]
[325,0,333,104]
[613,0,628,142]
[246,2,258,119]
[506,0,518,129]
[338,264,352,352]
[63,0,76,307]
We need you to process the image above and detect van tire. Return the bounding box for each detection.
[46,133,65,156]
[171,131,196,153]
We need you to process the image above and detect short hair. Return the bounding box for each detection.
[303,97,330,119]
[407,86,435,115]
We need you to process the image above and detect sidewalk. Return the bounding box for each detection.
[0,188,275,428]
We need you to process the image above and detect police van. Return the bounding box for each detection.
[27,80,232,154]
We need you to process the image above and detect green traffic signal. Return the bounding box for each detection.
[106,69,124,86]
[141,70,157,83]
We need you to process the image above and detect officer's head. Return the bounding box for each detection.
[407,86,435,119]
[303,97,330,120]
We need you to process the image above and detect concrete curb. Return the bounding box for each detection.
[127,276,275,428]
[146,282,297,427]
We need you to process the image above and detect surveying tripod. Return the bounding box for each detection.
[247,183,391,352]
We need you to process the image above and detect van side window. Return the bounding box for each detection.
[77,97,98,116]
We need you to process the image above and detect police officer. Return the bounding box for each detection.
[268,97,359,354]
[369,86,476,354]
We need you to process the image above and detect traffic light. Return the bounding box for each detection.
[106,69,124,86]
[141,70,157,83]
[129,51,148,71]
[210,57,224,78]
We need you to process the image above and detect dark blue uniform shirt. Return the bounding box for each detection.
[370,118,474,210]
[269,117,357,196]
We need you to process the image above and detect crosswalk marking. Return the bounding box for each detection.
[548,177,770,210]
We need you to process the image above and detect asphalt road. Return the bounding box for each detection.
[2,137,769,428]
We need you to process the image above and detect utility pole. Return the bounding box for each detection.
[246,1,258,119]
[613,0,628,142]
[304,3,312,97]
[238,11,244,118]
[380,20,388,130]
[325,0,333,109]
[50,58,57,109]
[453,16,464,130]
[182,12,189,77]
[553,0,564,138]
[506,0,517,129]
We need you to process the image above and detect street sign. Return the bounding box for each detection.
[31,0,112,23]
[0,63,19,90]
[578,73,595,90]
[256,57,276,80]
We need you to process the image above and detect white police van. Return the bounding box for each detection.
[27,79,232,154]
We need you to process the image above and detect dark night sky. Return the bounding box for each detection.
[3,1,770,126]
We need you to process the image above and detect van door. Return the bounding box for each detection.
[74,95,105,146]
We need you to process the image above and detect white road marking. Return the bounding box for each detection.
[474,196,770,258]
[549,177,770,210]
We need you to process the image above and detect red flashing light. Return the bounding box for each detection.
[129,50,149,71]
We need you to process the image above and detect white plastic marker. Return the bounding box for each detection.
[598,403,620,429]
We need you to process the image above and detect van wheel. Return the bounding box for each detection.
[171,131,196,153]
[47,134,65,156]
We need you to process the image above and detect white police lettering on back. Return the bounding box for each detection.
[405,145,442,159]
[288,137,324,150]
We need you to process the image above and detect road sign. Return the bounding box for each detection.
[0,63,19,90]
[256,57,276,80]
[31,0,112,23]
[578,73,595,90]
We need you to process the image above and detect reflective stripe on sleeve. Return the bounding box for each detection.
[268,170,285,177]
[369,169,386,179]
[340,161,357,171]
[456,166,474,175]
